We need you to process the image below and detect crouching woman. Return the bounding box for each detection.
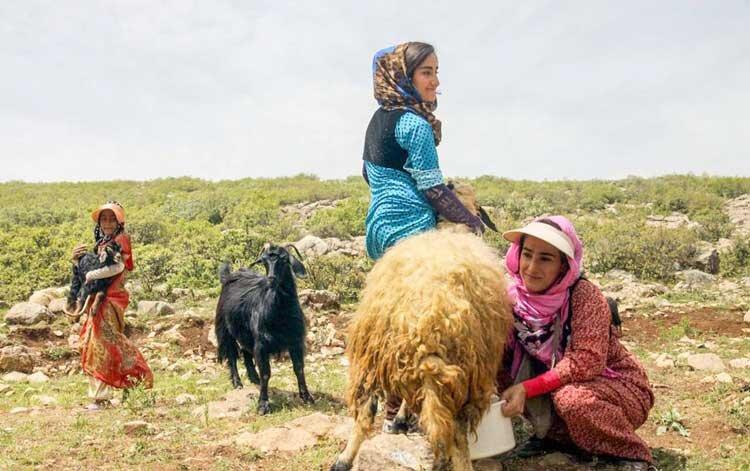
[71,201,153,410]
[497,216,654,469]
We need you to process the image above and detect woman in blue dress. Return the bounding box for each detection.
[361,42,485,430]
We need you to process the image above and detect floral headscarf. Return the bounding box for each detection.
[372,43,442,145]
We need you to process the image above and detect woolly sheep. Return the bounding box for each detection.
[330,230,512,471]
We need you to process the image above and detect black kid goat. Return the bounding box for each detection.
[66,241,122,320]
[215,243,314,415]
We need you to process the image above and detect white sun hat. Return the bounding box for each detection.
[502,221,575,259]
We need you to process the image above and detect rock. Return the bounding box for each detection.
[4,302,53,325]
[0,383,10,393]
[675,270,715,290]
[10,407,30,414]
[175,393,197,405]
[725,194,750,235]
[2,372,29,383]
[295,235,330,257]
[9,324,51,341]
[137,301,175,316]
[687,353,725,372]
[472,458,505,471]
[353,432,433,470]
[207,326,218,348]
[537,451,577,468]
[655,354,675,369]
[744,311,750,324]
[35,395,58,406]
[27,372,49,384]
[298,289,341,311]
[729,358,750,369]
[603,269,637,283]
[123,420,151,436]
[192,387,254,420]
[690,243,720,274]
[0,346,35,373]
[163,325,186,344]
[28,290,55,307]
[285,412,350,438]
[47,298,68,314]
[715,373,733,384]
[646,212,700,230]
[235,427,318,453]
[320,346,345,357]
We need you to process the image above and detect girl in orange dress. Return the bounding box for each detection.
[70,201,153,409]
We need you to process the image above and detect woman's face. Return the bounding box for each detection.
[411,53,439,103]
[519,235,566,293]
[99,210,118,236]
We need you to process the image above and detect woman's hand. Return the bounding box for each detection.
[71,244,88,262]
[500,384,527,417]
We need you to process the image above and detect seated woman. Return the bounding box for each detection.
[498,216,654,470]
[362,41,484,432]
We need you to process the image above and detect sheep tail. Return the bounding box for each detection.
[218,262,232,285]
[417,355,467,457]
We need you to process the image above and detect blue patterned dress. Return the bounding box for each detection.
[365,111,444,259]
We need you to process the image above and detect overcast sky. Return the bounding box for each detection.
[2,1,748,183]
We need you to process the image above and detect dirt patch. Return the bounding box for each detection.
[625,307,747,343]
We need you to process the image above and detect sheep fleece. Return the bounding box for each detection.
[345,229,512,439]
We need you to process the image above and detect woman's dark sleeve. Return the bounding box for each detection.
[423,184,484,233]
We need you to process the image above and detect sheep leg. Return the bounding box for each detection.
[254,346,272,415]
[240,348,260,385]
[330,395,378,471]
[393,399,413,433]
[448,420,473,471]
[289,345,314,404]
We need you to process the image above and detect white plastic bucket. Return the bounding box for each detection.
[468,399,516,460]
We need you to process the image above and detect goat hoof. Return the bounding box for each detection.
[300,392,315,404]
[248,374,260,385]
[329,461,352,471]
[257,401,271,415]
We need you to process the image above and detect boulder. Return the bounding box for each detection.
[295,235,329,257]
[729,358,750,369]
[353,432,433,470]
[4,302,53,325]
[725,194,750,235]
[646,213,700,230]
[2,371,29,383]
[744,311,750,324]
[298,289,340,311]
[687,353,725,372]
[137,301,175,316]
[9,324,51,341]
[27,372,49,384]
[675,270,715,290]
[28,291,54,307]
[690,242,719,274]
[47,298,68,314]
[0,346,35,373]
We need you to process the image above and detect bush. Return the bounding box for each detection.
[305,197,368,238]
[300,254,372,304]
[579,219,699,281]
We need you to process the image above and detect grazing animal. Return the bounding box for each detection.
[215,243,314,415]
[436,180,498,233]
[67,241,122,319]
[331,230,512,471]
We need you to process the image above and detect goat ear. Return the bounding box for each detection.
[478,206,498,232]
[289,255,307,278]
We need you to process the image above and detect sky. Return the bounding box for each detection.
[1,0,749,183]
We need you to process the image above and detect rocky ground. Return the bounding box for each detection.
[1,268,749,470]
[2,194,750,469]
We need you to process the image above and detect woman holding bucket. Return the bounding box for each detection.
[497,216,654,470]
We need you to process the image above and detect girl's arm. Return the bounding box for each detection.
[85,261,125,282]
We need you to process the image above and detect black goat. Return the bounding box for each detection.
[66,241,122,319]
[215,243,314,415]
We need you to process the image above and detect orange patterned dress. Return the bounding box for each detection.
[79,233,153,390]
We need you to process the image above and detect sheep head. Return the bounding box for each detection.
[251,243,307,280]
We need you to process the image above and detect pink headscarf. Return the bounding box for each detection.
[505,216,582,378]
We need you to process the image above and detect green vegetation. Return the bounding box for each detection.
[1,174,749,304]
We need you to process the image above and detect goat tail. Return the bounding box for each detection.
[416,355,467,457]
[218,262,232,285]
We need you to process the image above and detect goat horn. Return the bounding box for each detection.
[285,244,304,260]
